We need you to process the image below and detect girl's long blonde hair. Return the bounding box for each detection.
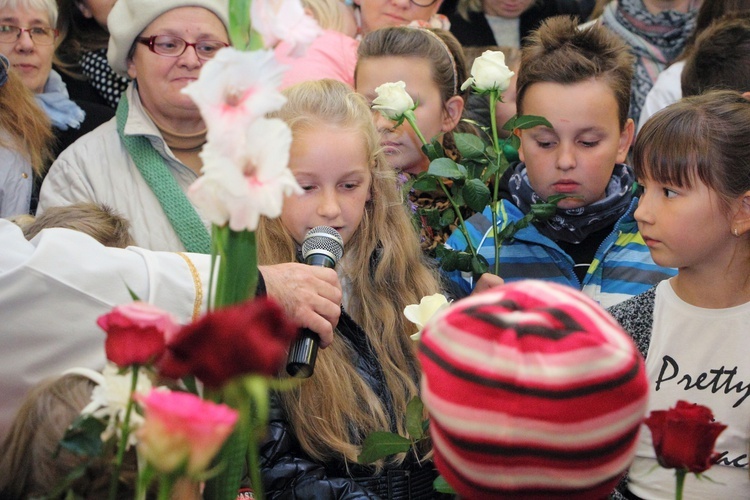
[0,61,53,175]
[259,79,442,469]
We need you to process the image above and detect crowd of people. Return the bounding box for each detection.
[1,0,749,498]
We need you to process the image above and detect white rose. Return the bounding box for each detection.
[404,293,450,341]
[372,81,415,121]
[460,50,515,93]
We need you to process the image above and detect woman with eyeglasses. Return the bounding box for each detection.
[37,0,229,251]
[0,0,113,214]
[354,0,450,36]
[447,0,590,48]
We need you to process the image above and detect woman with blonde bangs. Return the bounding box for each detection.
[257,79,444,499]
[0,55,53,217]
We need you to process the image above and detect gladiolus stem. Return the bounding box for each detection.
[109,367,139,500]
[157,475,174,500]
[675,469,686,500]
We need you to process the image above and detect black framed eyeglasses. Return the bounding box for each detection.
[0,25,58,45]
[410,0,439,7]
[136,35,229,60]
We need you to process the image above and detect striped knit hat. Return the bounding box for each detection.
[418,280,648,500]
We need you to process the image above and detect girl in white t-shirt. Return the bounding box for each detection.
[608,90,750,499]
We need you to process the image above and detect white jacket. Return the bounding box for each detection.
[0,219,209,440]
[38,84,209,251]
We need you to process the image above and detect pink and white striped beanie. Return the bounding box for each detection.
[418,280,648,500]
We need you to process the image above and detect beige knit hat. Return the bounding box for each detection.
[107,0,230,77]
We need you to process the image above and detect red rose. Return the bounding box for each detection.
[644,400,727,474]
[159,297,298,388]
[97,302,180,367]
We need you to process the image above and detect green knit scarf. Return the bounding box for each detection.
[116,95,211,253]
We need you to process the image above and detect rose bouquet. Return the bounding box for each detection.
[53,0,322,498]
[56,297,299,500]
[371,50,565,278]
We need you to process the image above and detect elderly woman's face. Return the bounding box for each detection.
[355,0,442,35]
[0,5,55,94]
[127,6,228,126]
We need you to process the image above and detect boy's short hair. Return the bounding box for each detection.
[517,16,635,128]
[23,203,134,248]
[681,13,750,97]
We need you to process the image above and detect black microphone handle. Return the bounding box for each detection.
[286,328,319,378]
[285,252,336,378]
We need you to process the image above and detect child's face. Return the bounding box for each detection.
[517,79,634,210]
[357,56,456,175]
[280,124,372,247]
[635,175,734,270]
[355,0,442,35]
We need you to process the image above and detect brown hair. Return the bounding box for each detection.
[0,374,128,499]
[681,13,750,97]
[517,16,635,129]
[53,0,110,77]
[680,0,750,59]
[260,79,441,469]
[633,90,750,212]
[23,203,134,247]
[0,61,54,176]
[356,26,474,150]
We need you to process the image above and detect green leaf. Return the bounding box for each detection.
[471,254,490,275]
[455,133,486,160]
[511,114,552,130]
[406,397,425,439]
[421,138,445,161]
[419,207,441,229]
[439,208,456,228]
[357,432,412,464]
[530,202,558,220]
[58,415,106,458]
[412,175,438,192]
[434,475,457,494]
[462,179,491,212]
[439,248,460,272]
[456,252,473,273]
[427,158,466,179]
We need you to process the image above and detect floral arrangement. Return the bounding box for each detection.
[644,400,727,500]
[52,0,324,498]
[371,50,565,277]
[57,298,298,500]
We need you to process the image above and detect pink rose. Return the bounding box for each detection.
[97,302,180,367]
[159,297,298,387]
[136,390,238,476]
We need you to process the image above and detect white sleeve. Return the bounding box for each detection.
[0,219,210,439]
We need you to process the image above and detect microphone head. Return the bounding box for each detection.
[302,226,344,265]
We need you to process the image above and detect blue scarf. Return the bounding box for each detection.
[35,69,85,130]
[507,163,635,244]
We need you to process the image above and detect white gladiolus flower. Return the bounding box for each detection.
[182,48,287,147]
[189,118,302,231]
[372,81,416,121]
[460,50,515,93]
[404,293,450,341]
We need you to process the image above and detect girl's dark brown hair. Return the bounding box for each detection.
[633,90,750,211]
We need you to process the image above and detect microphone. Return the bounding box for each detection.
[286,226,344,378]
